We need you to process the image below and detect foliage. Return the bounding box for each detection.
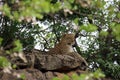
[0,0,120,79]
[52,69,105,80]
[84,38,120,79]
[104,62,120,79]
[80,24,98,32]
[20,73,26,80]
[0,56,11,68]
[0,16,35,50]
[13,40,23,52]
[1,0,61,21]
[0,38,3,46]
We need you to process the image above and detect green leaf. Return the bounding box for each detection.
[2,4,11,17]
[80,24,97,32]
[5,50,11,54]
[0,38,3,45]
[117,13,120,18]
[52,77,60,80]
[73,18,79,25]
[110,22,116,28]
[63,1,72,9]
[69,0,74,3]
[79,74,87,80]
[20,73,26,80]
[12,64,17,69]
[93,69,105,78]
[52,2,61,12]
[95,0,106,9]
[112,24,120,41]
[62,75,69,80]
[71,73,79,80]
[13,40,23,52]
[108,5,115,17]
[0,56,11,67]
[100,31,108,37]
[116,36,120,41]
[13,11,19,20]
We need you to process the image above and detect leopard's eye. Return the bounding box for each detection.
[71,39,74,42]
[67,43,71,45]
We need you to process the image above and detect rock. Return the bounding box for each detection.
[0,69,36,80]
[34,52,88,71]
[0,69,46,80]
[0,49,113,80]
[0,49,89,80]
[44,71,54,80]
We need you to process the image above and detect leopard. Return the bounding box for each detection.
[48,33,76,54]
[47,33,88,69]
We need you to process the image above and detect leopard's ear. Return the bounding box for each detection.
[75,31,79,38]
[60,33,67,41]
[62,34,67,38]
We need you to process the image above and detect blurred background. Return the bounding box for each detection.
[0,0,120,79]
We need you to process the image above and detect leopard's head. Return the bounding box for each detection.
[61,33,77,47]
